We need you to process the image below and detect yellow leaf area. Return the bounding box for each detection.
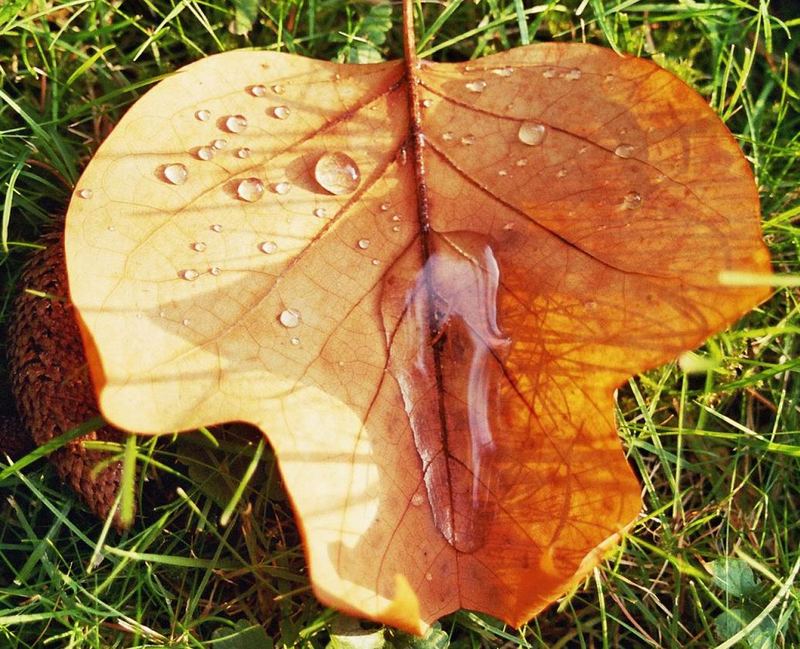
[65,45,771,633]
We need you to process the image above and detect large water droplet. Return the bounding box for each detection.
[195,109,211,121]
[191,241,207,252]
[273,181,291,195]
[614,144,635,159]
[314,152,361,195]
[357,238,370,250]
[224,114,248,133]
[517,122,546,146]
[259,241,278,254]
[622,191,643,209]
[465,80,487,93]
[163,164,188,185]
[77,188,93,199]
[179,269,199,281]
[236,177,265,202]
[564,68,582,80]
[196,146,214,161]
[272,106,290,119]
[249,85,266,97]
[279,308,301,328]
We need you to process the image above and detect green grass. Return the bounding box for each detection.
[1,0,799,646]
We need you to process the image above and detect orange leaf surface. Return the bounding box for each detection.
[65,27,771,633]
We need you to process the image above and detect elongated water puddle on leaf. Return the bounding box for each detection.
[383,231,510,553]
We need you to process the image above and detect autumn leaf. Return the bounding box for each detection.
[64,5,771,634]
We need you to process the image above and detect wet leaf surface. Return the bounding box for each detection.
[65,42,771,632]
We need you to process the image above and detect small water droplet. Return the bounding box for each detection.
[314,151,361,195]
[272,84,285,95]
[503,222,515,231]
[236,147,251,159]
[357,238,370,250]
[195,109,211,121]
[578,145,589,154]
[273,181,291,195]
[182,318,191,326]
[196,146,214,161]
[542,68,557,78]
[391,225,400,233]
[412,493,425,507]
[249,84,266,97]
[163,163,188,185]
[212,139,228,150]
[465,79,487,93]
[442,131,454,141]
[313,207,327,218]
[622,191,643,209]
[179,269,199,281]
[518,122,546,146]
[564,68,582,80]
[614,144,635,159]
[77,188,93,199]
[107,225,115,231]
[236,177,265,202]
[159,310,166,318]
[585,300,598,310]
[259,241,278,254]
[498,169,508,176]
[224,114,248,133]
[371,259,380,266]
[210,224,223,233]
[460,134,476,145]
[515,158,528,167]
[279,308,301,328]
[556,168,568,178]
[380,202,390,211]
[191,241,207,252]
[425,572,433,582]
[290,336,300,345]
[272,106,290,119]
[209,266,221,276]
[391,214,401,222]
[491,66,514,77]
[422,98,433,108]
[604,73,614,82]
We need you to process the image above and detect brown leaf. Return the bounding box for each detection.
[64,38,770,631]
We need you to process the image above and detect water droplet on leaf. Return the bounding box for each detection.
[259,241,278,254]
[236,147,251,159]
[412,493,425,507]
[465,80,487,93]
[314,152,361,195]
[290,336,300,345]
[78,188,93,199]
[224,114,248,133]
[614,144,635,159]
[273,106,290,119]
[422,98,433,108]
[622,191,643,209]
[271,84,285,95]
[273,181,291,195]
[491,66,514,77]
[380,202,390,211]
[518,122,546,146]
[163,163,188,185]
[564,68,582,80]
[249,85,266,97]
[210,224,223,233]
[191,241,207,252]
[209,266,221,276]
[313,207,327,218]
[179,269,199,281]
[212,139,228,150]
[237,177,265,202]
[442,131,454,141]
[357,238,370,250]
[542,68,557,78]
[460,134,476,146]
[196,146,214,161]
[195,109,210,121]
[279,309,301,328]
